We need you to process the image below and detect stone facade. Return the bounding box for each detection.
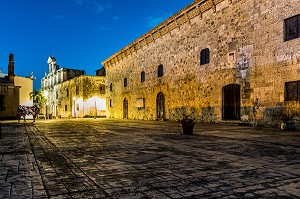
[52,75,106,118]
[0,54,33,119]
[42,56,106,118]
[41,56,85,90]
[102,0,300,124]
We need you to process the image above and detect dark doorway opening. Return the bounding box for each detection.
[156,92,165,120]
[123,98,128,119]
[222,84,240,120]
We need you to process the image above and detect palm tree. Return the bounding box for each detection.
[29,90,47,107]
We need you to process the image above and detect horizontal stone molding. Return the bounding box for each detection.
[102,0,226,68]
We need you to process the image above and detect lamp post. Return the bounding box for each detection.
[43,90,49,119]
[73,97,76,118]
[94,97,97,119]
[46,102,48,119]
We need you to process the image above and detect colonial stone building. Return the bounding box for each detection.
[0,54,33,119]
[102,0,300,124]
[41,56,106,118]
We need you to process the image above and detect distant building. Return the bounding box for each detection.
[0,54,33,119]
[102,0,300,126]
[53,75,106,118]
[41,56,85,89]
[41,56,106,118]
[96,67,106,76]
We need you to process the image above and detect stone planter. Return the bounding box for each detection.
[181,124,194,135]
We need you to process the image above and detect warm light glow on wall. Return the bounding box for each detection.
[86,97,106,110]
[44,90,49,97]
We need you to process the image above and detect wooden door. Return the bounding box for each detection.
[222,84,240,120]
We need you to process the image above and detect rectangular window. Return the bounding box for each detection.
[124,78,128,87]
[158,64,164,77]
[65,105,68,111]
[99,84,105,94]
[141,71,145,82]
[285,80,300,101]
[76,86,79,95]
[200,48,210,65]
[110,99,113,108]
[285,14,300,41]
[66,89,69,97]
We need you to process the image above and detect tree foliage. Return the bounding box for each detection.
[29,90,47,107]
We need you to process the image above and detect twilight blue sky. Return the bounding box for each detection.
[0,0,194,89]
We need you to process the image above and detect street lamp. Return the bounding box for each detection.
[46,102,48,119]
[94,97,97,119]
[73,97,76,118]
[44,90,49,119]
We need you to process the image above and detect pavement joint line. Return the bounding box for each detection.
[1,119,300,198]
[27,123,112,198]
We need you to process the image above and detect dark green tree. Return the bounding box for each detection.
[29,90,47,107]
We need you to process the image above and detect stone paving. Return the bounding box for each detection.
[0,119,300,198]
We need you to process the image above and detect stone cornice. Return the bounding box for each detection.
[102,0,226,68]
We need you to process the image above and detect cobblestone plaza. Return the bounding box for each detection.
[0,119,300,198]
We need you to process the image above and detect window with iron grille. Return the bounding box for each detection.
[285,14,300,41]
[200,48,210,65]
[285,80,300,101]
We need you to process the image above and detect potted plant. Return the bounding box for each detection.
[179,114,196,135]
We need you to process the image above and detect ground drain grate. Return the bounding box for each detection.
[118,153,164,164]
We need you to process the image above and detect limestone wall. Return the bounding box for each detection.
[104,0,300,123]
[0,86,20,119]
[47,76,106,118]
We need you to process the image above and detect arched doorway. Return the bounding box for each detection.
[156,92,165,120]
[222,84,240,120]
[123,98,128,119]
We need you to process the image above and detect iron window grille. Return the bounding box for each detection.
[285,14,300,41]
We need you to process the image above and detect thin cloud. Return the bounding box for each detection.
[146,13,172,28]
[97,4,112,13]
[98,26,110,31]
[146,16,165,28]
[54,10,65,20]
[76,0,83,5]
[55,15,66,20]
[73,0,112,13]
[97,5,104,12]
